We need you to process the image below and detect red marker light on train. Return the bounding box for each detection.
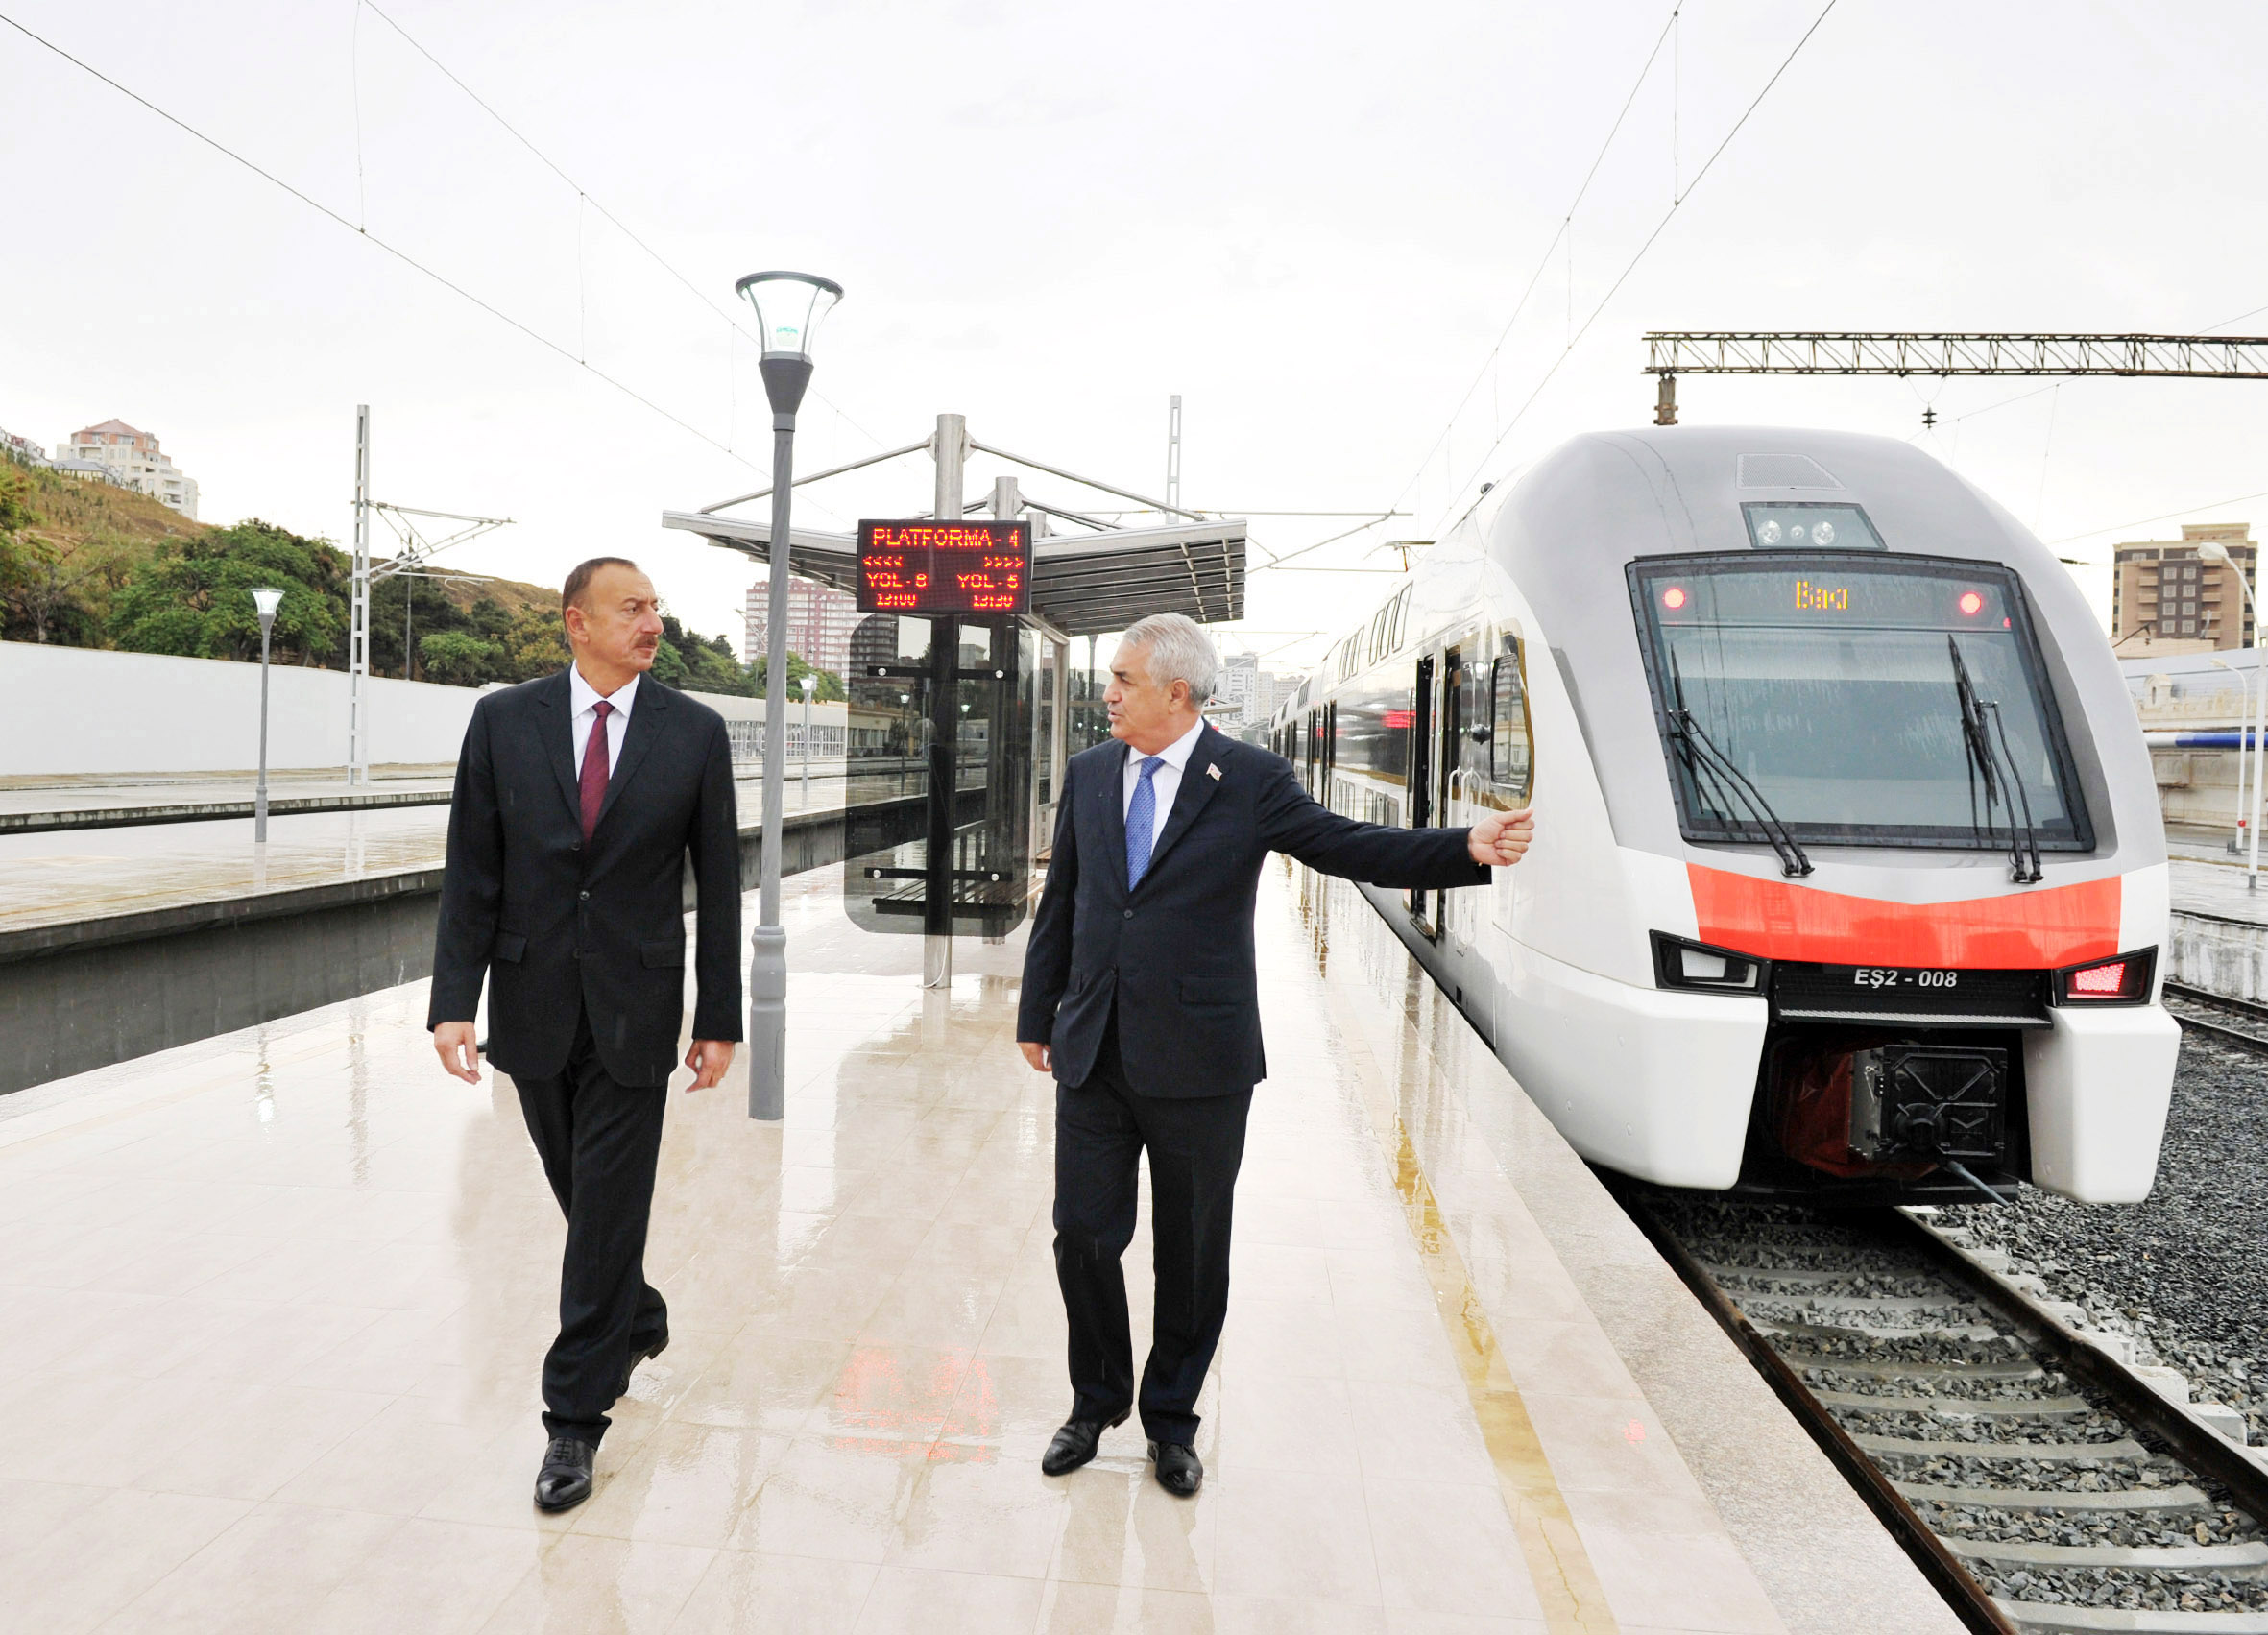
[2058,951,2151,1003]
[1662,587,1687,611]
[1958,590,1985,616]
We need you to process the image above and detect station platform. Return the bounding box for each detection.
[0,774,866,1095]
[2165,845,2268,1001]
[0,775,841,941]
[0,860,1960,1635]
[0,769,458,837]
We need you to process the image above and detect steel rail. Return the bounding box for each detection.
[1615,1187,2268,1635]
[2161,983,2268,1056]
[1611,1185,2013,1634]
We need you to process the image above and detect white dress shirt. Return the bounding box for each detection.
[1121,716,1208,849]
[569,667,640,775]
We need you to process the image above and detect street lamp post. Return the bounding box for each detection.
[251,588,285,843]
[737,270,844,1121]
[799,671,818,809]
[2199,541,2265,887]
[2210,656,2252,856]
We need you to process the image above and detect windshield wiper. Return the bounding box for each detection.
[1947,636,2043,884]
[1668,657,1814,878]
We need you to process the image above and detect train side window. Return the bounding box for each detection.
[1391,586,1411,654]
[1489,649,1532,800]
[1458,654,1491,783]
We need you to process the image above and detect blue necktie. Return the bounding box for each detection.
[1125,756,1165,889]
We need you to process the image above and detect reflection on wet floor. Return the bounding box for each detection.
[0,862,1801,1633]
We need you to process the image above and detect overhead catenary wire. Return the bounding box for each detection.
[353,1,898,462]
[1422,0,1846,534]
[1383,2,1686,527]
[2049,489,2268,551]
[0,8,780,482]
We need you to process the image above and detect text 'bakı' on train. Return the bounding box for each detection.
[1270,425,2179,1204]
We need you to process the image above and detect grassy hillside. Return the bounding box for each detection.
[0,448,784,692]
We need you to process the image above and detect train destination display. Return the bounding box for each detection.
[856,520,1030,614]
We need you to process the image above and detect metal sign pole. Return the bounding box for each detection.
[924,413,967,990]
[349,405,371,785]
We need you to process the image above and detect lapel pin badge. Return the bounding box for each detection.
[1206,763,1222,781]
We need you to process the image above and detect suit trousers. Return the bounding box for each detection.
[1053,1015,1252,1446]
[511,1005,670,1446]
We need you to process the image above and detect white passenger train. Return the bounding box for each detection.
[1271,427,2179,1203]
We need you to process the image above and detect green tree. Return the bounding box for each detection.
[744,650,845,702]
[108,519,348,664]
[0,462,103,644]
[654,614,744,693]
[419,630,502,686]
[647,638,689,687]
[496,606,570,682]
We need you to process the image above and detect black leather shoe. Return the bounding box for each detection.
[615,1332,669,1398]
[534,1436,595,1512]
[1147,1439,1203,1497]
[1040,1408,1128,1477]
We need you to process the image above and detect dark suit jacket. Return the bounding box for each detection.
[427,668,742,1087]
[1017,725,1485,1097]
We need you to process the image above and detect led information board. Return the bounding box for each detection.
[856,519,1030,614]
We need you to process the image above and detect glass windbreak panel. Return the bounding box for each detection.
[840,614,1034,938]
[1742,502,1883,551]
[1630,554,2090,851]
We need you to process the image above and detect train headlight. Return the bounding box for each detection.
[1652,931,1765,992]
[2055,949,2154,1004]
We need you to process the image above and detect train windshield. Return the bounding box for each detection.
[1630,554,2091,852]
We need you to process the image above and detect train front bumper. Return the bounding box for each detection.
[2022,1001,2181,1203]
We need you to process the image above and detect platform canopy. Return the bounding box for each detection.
[662,510,1245,637]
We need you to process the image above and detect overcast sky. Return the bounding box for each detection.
[6,0,2265,671]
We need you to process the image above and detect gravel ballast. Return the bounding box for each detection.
[1948,1027,2268,1444]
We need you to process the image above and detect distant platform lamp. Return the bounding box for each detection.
[737,269,844,1121]
[799,671,819,808]
[251,587,285,843]
[2197,539,2266,887]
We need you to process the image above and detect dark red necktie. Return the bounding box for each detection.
[579,700,614,840]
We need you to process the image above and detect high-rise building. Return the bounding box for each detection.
[55,419,199,518]
[1216,652,1260,724]
[2111,523,2256,651]
[744,575,861,675]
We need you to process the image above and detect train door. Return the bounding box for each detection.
[1408,653,1437,935]
[1440,644,1491,953]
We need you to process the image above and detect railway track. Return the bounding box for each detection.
[1615,1190,2268,1634]
[2163,984,2268,1056]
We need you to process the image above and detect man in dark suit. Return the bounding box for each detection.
[1018,613,1532,1497]
[429,557,742,1513]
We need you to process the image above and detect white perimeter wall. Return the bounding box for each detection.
[0,641,818,777]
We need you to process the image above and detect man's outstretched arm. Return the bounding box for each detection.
[1255,757,1532,885]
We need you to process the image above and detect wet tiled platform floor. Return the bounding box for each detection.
[0,860,1958,1634]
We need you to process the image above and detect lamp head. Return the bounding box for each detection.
[799,673,818,697]
[251,587,285,630]
[735,271,843,361]
[2197,541,2234,566]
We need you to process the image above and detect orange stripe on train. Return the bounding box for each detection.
[1687,864,2121,969]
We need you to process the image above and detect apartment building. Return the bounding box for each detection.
[54,419,200,518]
[2110,522,2256,652]
[745,575,860,676]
